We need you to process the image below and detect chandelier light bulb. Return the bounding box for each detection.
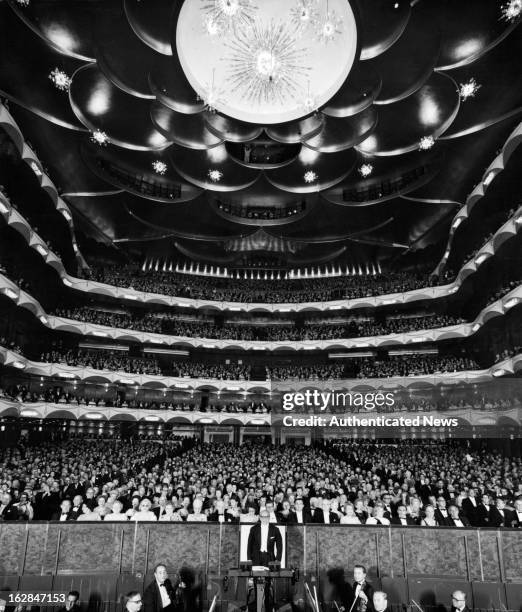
[208,168,223,182]
[419,135,435,151]
[90,129,109,146]
[49,67,71,91]
[304,170,318,183]
[500,0,521,21]
[358,163,373,178]
[152,160,167,175]
[459,78,481,101]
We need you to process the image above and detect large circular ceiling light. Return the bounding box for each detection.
[176,0,357,124]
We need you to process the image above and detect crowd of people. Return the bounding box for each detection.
[266,363,347,381]
[53,307,466,341]
[88,265,455,303]
[0,438,521,527]
[39,349,161,375]
[356,355,480,378]
[171,361,251,380]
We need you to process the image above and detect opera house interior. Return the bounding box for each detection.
[0,0,521,611]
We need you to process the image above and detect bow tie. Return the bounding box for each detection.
[159,583,166,587]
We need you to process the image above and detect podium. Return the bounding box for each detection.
[228,567,295,612]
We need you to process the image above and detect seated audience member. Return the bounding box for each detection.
[76,503,101,521]
[187,499,207,522]
[447,505,470,527]
[105,500,128,521]
[132,499,157,522]
[0,493,19,521]
[391,505,416,526]
[420,505,438,527]
[159,503,182,522]
[143,564,178,612]
[341,503,362,525]
[366,505,390,526]
[51,499,73,522]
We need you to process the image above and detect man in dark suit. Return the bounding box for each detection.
[461,490,479,526]
[143,564,180,612]
[247,510,283,566]
[450,590,471,612]
[0,493,19,521]
[69,496,84,521]
[476,494,493,527]
[390,505,416,526]
[447,505,471,527]
[51,500,73,522]
[308,498,324,524]
[490,498,516,528]
[434,497,451,526]
[514,498,522,527]
[351,565,374,612]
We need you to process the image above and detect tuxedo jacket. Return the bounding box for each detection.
[461,499,478,525]
[247,523,283,565]
[322,511,341,524]
[390,516,417,526]
[475,504,493,527]
[0,503,19,521]
[434,509,451,526]
[308,507,324,523]
[351,580,374,612]
[277,511,297,524]
[447,516,471,527]
[51,511,73,522]
[489,507,516,528]
[143,577,179,612]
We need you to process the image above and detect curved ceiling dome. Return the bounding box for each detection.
[176,0,358,124]
[1,0,521,268]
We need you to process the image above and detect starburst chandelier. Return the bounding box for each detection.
[316,1,342,44]
[201,0,258,34]
[225,21,312,107]
[290,0,319,32]
[49,68,71,91]
[458,78,481,101]
[199,68,226,112]
[90,129,109,146]
[208,168,223,182]
[152,160,167,175]
[500,0,521,21]
[419,135,435,150]
[358,163,373,178]
[304,170,318,183]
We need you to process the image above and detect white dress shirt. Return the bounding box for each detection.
[260,523,269,552]
[295,511,304,524]
[156,580,171,608]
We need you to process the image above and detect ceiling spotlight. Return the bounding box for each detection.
[208,168,223,182]
[49,67,71,91]
[304,170,318,183]
[500,0,522,21]
[152,160,167,175]
[90,129,109,146]
[458,78,481,101]
[358,163,373,178]
[419,135,435,151]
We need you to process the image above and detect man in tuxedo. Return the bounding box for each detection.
[490,498,516,528]
[322,499,340,524]
[294,499,308,524]
[476,494,493,527]
[308,498,324,523]
[69,496,84,521]
[450,590,471,612]
[247,510,283,566]
[51,500,73,522]
[390,505,416,526]
[461,490,479,526]
[57,591,81,612]
[447,505,470,527]
[0,493,19,521]
[143,564,179,612]
[381,495,395,521]
[514,498,522,527]
[434,497,451,526]
[351,565,374,612]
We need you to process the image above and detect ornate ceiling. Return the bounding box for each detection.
[0,0,521,269]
